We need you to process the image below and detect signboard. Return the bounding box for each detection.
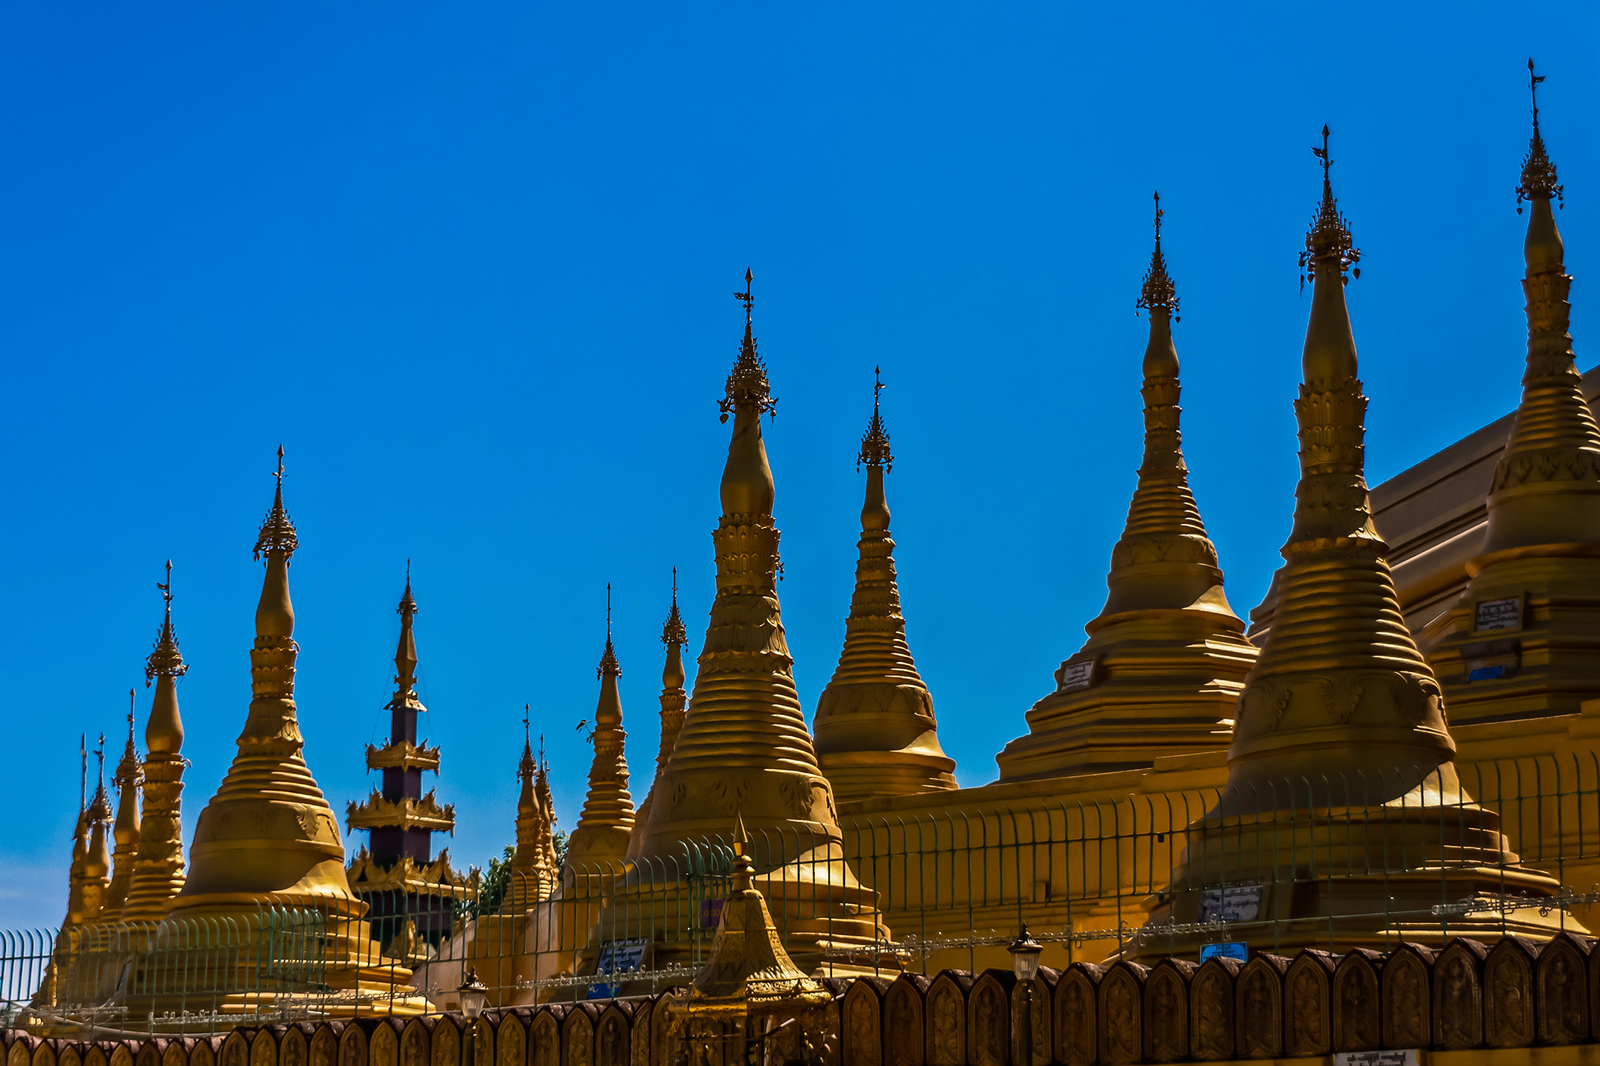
[700,897,725,929]
[1333,1051,1418,1066]
[1475,597,1521,632]
[1056,658,1096,693]
[1198,884,1262,923]
[1199,942,1247,962]
[588,938,648,999]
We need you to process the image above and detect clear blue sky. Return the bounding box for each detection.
[1,3,1596,931]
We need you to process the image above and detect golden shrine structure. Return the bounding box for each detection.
[19,60,1600,1066]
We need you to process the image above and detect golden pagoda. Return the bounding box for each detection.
[60,744,91,929]
[812,369,958,803]
[624,273,889,971]
[162,448,422,1013]
[996,195,1258,781]
[29,743,110,1018]
[1140,129,1575,954]
[1424,64,1600,721]
[625,574,690,860]
[508,724,560,910]
[121,565,190,922]
[104,698,141,918]
[345,567,467,963]
[564,588,636,872]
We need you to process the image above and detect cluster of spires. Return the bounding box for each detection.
[40,59,1596,975]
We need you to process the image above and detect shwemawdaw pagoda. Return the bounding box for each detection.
[16,63,1600,1066]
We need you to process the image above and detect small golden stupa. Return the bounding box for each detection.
[996,195,1258,780]
[564,588,636,873]
[625,273,889,970]
[812,369,958,803]
[30,745,111,1019]
[104,697,142,918]
[507,722,561,910]
[1142,131,1577,953]
[121,568,190,922]
[1425,65,1600,720]
[625,576,690,860]
[162,449,422,1012]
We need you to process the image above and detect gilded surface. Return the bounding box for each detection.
[813,372,957,803]
[565,611,636,872]
[997,198,1256,782]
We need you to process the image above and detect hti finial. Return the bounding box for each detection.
[127,689,135,741]
[523,704,530,747]
[857,366,894,472]
[662,568,687,649]
[606,582,612,639]
[1137,190,1179,320]
[158,559,173,611]
[599,583,622,678]
[1300,125,1360,289]
[735,269,753,326]
[79,732,87,813]
[95,732,105,786]
[1518,58,1563,209]
[721,269,776,422]
[254,447,299,560]
[146,560,188,684]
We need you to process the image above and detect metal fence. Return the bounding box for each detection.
[6,753,1599,1036]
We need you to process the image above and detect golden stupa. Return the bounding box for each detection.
[626,576,690,860]
[1141,130,1577,954]
[508,723,560,910]
[996,195,1259,781]
[120,568,190,922]
[161,450,422,1013]
[564,591,636,873]
[623,273,889,970]
[104,700,141,918]
[1425,66,1600,721]
[812,370,958,803]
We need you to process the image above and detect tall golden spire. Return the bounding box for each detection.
[122,561,190,921]
[163,451,421,1010]
[507,711,558,909]
[813,368,957,802]
[1223,129,1453,806]
[628,272,887,969]
[997,193,1257,781]
[172,448,360,908]
[63,736,90,927]
[1425,62,1600,720]
[81,736,113,923]
[104,689,142,917]
[625,573,689,860]
[565,586,636,871]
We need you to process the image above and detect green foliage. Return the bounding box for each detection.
[474,844,516,917]
[553,828,568,865]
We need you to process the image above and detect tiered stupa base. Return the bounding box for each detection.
[1134,794,1588,961]
[998,614,1254,780]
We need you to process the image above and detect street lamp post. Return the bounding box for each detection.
[459,967,489,1066]
[1008,926,1043,1066]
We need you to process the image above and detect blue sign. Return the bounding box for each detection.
[1200,942,1247,962]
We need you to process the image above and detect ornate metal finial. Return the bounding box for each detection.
[254,446,299,561]
[857,365,894,472]
[79,732,87,815]
[1518,58,1563,210]
[719,269,777,423]
[1299,125,1361,290]
[397,562,417,619]
[598,584,621,679]
[1136,190,1179,321]
[662,568,687,649]
[518,705,535,779]
[89,732,112,823]
[126,689,135,744]
[146,560,187,684]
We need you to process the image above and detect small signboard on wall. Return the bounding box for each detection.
[1333,1051,1418,1066]
[1474,596,1522,632]
[1055,657,1097,693]
[1199,942,1247,962]
[1198,883,1262,923]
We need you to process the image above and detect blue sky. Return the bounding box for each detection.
[1,3,1596,931]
